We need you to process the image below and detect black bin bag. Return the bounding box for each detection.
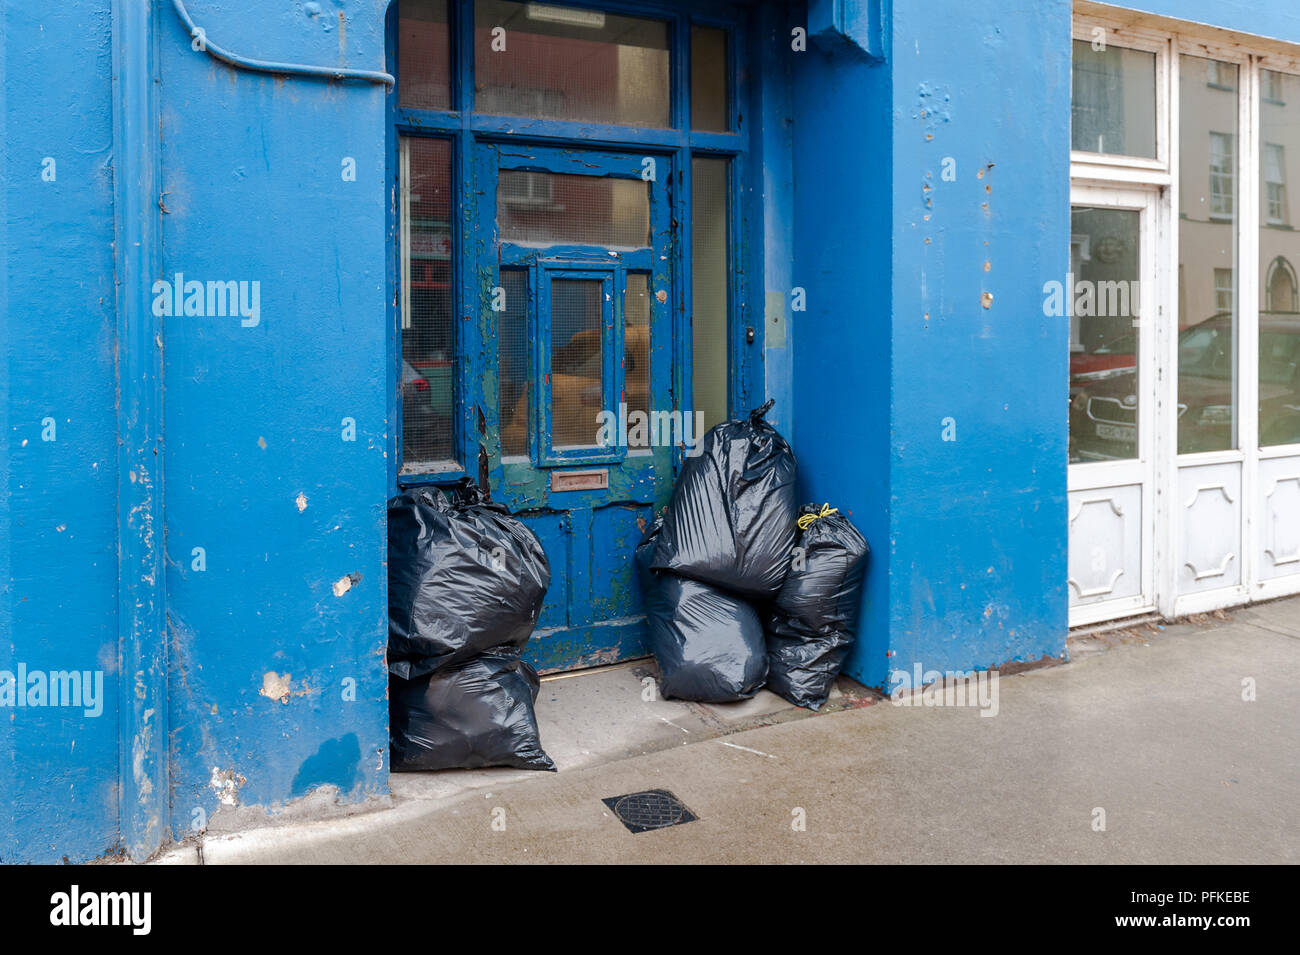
[764,503,870,710]
[651,399,797,600]
[389,648,556,772]
[636,520,768,702]
[387,479,550,677]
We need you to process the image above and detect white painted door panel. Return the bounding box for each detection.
[1068,485,1144,607]
[1176,462,1243,594]
[1257,456,1300,583]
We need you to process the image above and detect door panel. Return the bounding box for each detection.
[591,503,654,619]
[477,143,675,672]
[1176,462,1243,594]
[1257,456,1300,583]
[527,510,570,631]
[1067,485,1144,606]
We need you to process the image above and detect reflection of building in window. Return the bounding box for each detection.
[1207,60,1235,90]
[1209,132,1235,217]
[500,170,555,206]
[1069,40,1157,158]
[1263,69,1286,103]
[1266,256,1298,312]
[1265,143,1288,224]
[1072,41,1127,155]
[1214,267,1234,312]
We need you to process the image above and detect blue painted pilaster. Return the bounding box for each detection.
[111,0,168,860]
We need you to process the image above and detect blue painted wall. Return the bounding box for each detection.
[2,1,122,864]
[5,0,1299,863]
[790,0,1074,689]
[788,9,896,688]
[157,0,392,836]
[2,0,393,863]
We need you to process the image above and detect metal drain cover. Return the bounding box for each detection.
[602,789,697,833]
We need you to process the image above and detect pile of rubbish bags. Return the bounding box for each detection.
[383,402,869,776]
[387,479,555,771]
[637,400,870,710]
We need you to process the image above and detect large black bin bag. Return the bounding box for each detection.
[764,504,870,710]
[636,521,768,702]
[387,481,550,677]
[389,649,556,772]
[651,399,797,599]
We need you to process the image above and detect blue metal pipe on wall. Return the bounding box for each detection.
[169,0,394,86]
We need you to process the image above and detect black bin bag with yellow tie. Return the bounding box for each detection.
[763,503,869,710]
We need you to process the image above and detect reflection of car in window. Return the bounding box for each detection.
[1069,311,1300,461]
[1070,332,1136,381]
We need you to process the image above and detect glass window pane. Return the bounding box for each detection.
[1260,70,1300,447]
[551,278,605,449]
[691,26,728,132]
[398,0,452,110]
[1179,56,1238,454]
[1068,207,1142,464]
[1071,39,1156,158]
[498,171,649,247]
[475,0,670,127]
[401,137,457,469]
[692,156,729,431]
[498,270,530,457]
[625,273,651,448]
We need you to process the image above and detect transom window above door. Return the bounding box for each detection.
[396,0,729,130]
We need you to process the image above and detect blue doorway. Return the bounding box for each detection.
[390,0,757,671]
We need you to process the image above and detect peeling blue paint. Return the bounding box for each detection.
[292,732,364,798]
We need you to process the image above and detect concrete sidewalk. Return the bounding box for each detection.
[160,599,1300,864]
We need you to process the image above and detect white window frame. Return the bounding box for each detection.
[1071,17,1171,184]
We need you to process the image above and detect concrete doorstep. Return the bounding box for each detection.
[155,599,1300,864]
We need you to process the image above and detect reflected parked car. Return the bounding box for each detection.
[1070,333,1137,380]
[1069,311,1300,461]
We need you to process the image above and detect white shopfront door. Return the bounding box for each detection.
[1068,187,1160,625]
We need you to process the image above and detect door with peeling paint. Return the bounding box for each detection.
[477,143,676,671]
